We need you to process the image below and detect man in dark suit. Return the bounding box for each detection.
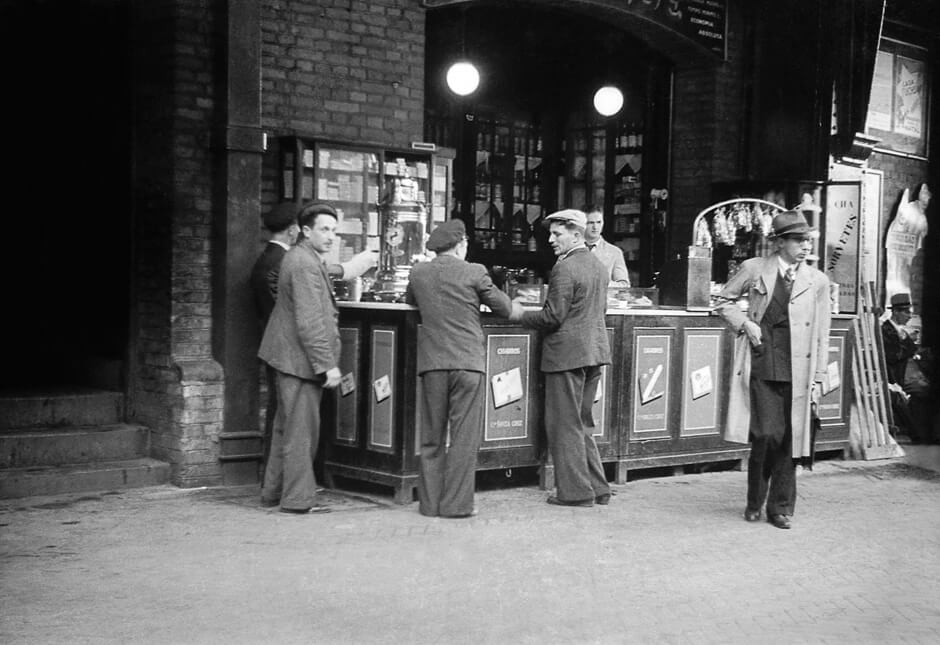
[882,292,930,443]
[251,203,300,477]
[406,219,514,518]
[258,203,343,514]
[251,203,377,479]
[511,209,612,507]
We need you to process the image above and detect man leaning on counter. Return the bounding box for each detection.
[510,208,613,507]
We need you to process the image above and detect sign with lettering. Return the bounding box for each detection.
[421,0,727,57]
[632,333,671,436]
[484,334,530,441]
[823,182,862,315]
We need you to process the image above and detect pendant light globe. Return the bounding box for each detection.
[593,86,624,117]
[446,61,480,97]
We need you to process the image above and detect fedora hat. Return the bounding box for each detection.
[770,210,812,238]
[889,293,912,310]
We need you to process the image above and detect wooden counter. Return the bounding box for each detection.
[321,303,853,502]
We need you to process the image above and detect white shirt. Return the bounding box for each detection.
[270,240,291,251]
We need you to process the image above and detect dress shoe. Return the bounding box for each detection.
[744,509,761,522]
[441,509,477,518]
[547,496,594,507]
[260,498,280,508]
[767,514,791,529]
[595,493,611,505]
[279,505,331,514]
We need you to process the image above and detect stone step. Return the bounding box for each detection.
[0,388,124,430]
[0,458,171,499]
[0,424,150,469]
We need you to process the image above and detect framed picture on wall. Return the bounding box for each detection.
[865,38,930,158]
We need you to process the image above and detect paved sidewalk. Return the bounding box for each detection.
[1,456,939,645]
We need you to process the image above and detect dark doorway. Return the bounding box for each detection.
[0,0,131,390]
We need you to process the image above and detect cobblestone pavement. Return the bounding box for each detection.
[1,456,938,645]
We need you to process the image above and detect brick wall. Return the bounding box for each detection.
[260,0,426,207]
[130,0,223,487]
[668,6,748,258]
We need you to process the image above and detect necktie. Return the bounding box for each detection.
[588,244,597,251]
[784,266,795,292]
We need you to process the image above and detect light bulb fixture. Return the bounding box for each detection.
[593,86,624,117]
[446,61,480,97]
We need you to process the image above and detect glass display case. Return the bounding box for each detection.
[279,137,454,282]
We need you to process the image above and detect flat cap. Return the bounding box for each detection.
[426,218,466,252]
[298,202,338,222]
[889,292,912,309]
[543,208,587,230]
[770,210,813,238]
[262,202,299,232]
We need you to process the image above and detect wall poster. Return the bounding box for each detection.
[823,182,863,314]
[865,38,930,158]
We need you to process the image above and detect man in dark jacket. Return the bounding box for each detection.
[406,219,514,517]
[511,209,612,507]
[251,203,300,476]
[882,292,931,443]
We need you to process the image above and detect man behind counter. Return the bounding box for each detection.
[584,205,630,287]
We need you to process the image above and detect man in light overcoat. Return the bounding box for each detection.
[716,210,831,529]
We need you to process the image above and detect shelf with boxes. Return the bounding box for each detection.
[278,137,454,270]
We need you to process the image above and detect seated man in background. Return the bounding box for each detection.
[882,293,932,443]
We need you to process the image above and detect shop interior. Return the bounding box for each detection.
[423,5,674,289]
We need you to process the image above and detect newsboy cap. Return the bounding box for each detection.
[889,293,912,310]
[426,218,466,252]
[543,208,587,230]
[262,202,299,233]
[770,210,813,238]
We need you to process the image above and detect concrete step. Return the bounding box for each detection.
[0,458,171,499]
[0,424,150,468]
[0,388,124,430]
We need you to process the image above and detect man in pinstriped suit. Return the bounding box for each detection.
[511,209,613,507]
[406,219,514,518]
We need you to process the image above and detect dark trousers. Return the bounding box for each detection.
[747,379,797,516]
[418,370,485,517]
[544,367,610,502]
[261,371,323,510]
[261,365,278,480]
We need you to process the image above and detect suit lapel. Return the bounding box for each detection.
[760,256,778,295]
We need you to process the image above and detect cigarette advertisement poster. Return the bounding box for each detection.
[633,333,671,435]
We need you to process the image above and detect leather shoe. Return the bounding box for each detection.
[767,514,791,529]
[547,496,594,507]
[744,509,760,522]
[279,505,331,514]
[595,493,611,505]
[442,509,477,518]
